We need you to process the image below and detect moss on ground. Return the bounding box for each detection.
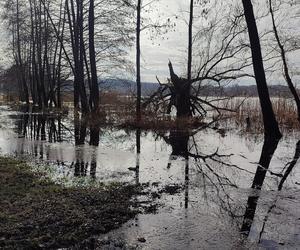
[0,157,138,249]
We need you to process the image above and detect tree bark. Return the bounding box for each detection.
[78,0,89,113]
[89,0,99,112]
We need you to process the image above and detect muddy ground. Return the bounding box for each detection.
[0,157,140,249]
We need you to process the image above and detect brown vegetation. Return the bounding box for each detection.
[221,97,299,131]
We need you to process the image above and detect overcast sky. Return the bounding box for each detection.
[127,0,190,82]
[129,0,300,84]
[0,0,299,85]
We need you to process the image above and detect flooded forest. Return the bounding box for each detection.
[0,0,299,249]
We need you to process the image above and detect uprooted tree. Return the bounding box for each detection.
[144,1,253,118]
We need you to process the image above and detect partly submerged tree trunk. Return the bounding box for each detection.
[89,126,100,146]
[269,0,300,122]
[242,0,281,139]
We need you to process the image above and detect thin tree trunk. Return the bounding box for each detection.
[83,42,92,109]
[67,0,80,109]
[29,0,37,105]
[269,0,300,122]
[187,0,193,81]
[89,0,99,112]
[136,0,142,122]
[78,0,89,113]
[16,0,29,104]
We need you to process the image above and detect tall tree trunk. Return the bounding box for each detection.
[29,0,37,105]
[16,0,29,104]
[89,0,99,112]
[67,0,80,109]
[56,23,64,108]
[78,0,89,113]
[136,0,142,122]
[269,0,300,122]
[242,0,281,139]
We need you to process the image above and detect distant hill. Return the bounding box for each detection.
[201,84,295,97]
[100,78,296,97]
[1,76,296,98]
[100,79,159,95]
[230,84,295,97]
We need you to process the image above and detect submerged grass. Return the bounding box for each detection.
[0,157,138,249]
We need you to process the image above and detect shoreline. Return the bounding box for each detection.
[0,157,139,249]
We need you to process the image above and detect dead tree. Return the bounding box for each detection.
[168,61,192,117]
[145,3,252,118]
[166,0,194,118]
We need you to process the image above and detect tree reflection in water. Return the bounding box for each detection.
[16,106,63,142]
[241,137,300,244]
[159,128,243,210]
[13,108,300,246]
[241,136,280,235]
[161,127,299,245]
[15,108,102,179]
[73,114,100,178]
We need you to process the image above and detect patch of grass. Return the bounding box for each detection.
[0,157,138,249]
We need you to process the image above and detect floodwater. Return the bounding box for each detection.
[0,105,299,249]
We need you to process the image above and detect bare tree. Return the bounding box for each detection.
[269,0,300,122]
[2,0,134,112]
[145,1,252,118]
[241,0,281,139]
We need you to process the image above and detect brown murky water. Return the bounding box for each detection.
[0,105,299,249]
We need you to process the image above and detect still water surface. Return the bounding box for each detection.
[0,105,299,249]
